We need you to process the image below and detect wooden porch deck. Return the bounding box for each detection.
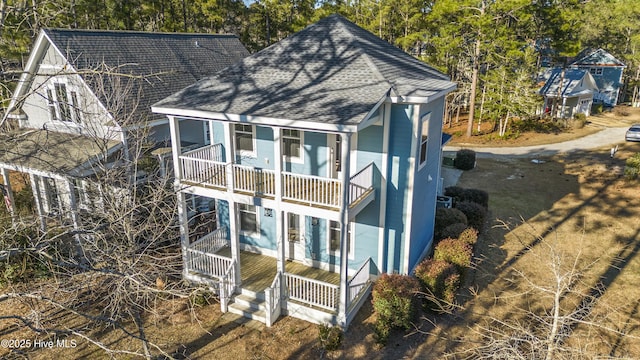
[215,247,340,293]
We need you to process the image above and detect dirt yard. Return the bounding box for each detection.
[2,113,640,359]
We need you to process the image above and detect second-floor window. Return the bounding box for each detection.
[46,83,82,123]
[235,124,255,156]
[589,67,603,76]
[282,129,302,160]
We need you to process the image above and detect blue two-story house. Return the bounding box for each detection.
[569,48,626,107]
[153,15,456,328]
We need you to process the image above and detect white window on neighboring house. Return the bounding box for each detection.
[282,128,302,161]
[46,83,82,123]
[234,124,255,157]
[238,203,259,235]
[328,220,353,259]
[419,113,430,169]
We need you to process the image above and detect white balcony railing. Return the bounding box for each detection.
[282,172,341,208]
[284,272,339,311]
[179,145,375,209]
[233,164,276,196]
[185,247,232,279]
[190,227,229,254]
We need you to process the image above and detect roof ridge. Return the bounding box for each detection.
[44,28,238,38]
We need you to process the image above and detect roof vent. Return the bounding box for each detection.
[195,41,200,48]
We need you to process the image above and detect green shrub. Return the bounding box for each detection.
[592,103,604,114]
[625,153,640,180]
[372,273,421,345]
[440,223,468,241]
[444,186,465,205]
[458,227,479,246]
[455,201,487,233]
[462,188,489,209]
[414,259,460,311]
[318,324,343,351]
[434,239,473,275]
[434,208,468,241]
[454,149,476,170]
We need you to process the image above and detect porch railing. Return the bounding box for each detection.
[219,259,236,312]
[348,258,372,307]
[233,164,276,196]
[190,227,229,254]
[185,248,232,279]
[284,273,339,311]
[264,272,282,327]
[349,162,374,205]
[180,156,227,188]
[282,172,341,208]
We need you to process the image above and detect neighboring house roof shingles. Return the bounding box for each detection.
[570,48,625,67]
[539,68,597,98]
[0,129,120,176]
[153,14,456,126]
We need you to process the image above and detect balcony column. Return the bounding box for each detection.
[223,122,241,285]
[1,168,17,225]
[177,191,189,277]
[338,132,352,327]
[273,127,285,274]
[168,116,183,183]
[29,174,47,233]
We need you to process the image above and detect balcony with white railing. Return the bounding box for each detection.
[178,144,375,211]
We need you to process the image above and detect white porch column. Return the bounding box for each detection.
[338,132,352,327]
[29,174,47,232]
[168,116,183,182]
[177,191,190,277]
[223,122,241,285]
[1,168,17,224]
[273,127,285,274]
[65,178,83,258]
[561,97,567,119]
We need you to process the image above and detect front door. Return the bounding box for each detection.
[328,134,342,179]
[286,212,306,263]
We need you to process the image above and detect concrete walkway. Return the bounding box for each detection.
[444,126,629,158]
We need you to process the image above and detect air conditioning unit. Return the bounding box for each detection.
[436,195,452,209]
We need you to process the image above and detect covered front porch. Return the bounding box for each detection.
[183,227,374,327]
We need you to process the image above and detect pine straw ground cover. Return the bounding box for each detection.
[2,142,640,359]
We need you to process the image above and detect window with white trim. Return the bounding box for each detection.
[589,67,603,76]
[234,124,255,156]
[418,113,430,168]
[46,83,82,123]
[328,220,352,258]
[238,203,258,234]
[282,129,302,160]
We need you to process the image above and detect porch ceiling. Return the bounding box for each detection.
[0,129,120,177]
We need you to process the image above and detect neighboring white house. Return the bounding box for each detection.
[0,29,249,231]
[153,15,457,328]
[539,68,598,119]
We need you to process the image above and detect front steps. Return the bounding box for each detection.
[227,289,270,325]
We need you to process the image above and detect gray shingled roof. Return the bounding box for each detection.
[571,48,625,67]
[154,14,455,126]
[45,29,249,125]
[539,68,596,97]
[0,129,120,176]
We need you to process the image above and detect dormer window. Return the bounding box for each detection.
[46,82,82,124]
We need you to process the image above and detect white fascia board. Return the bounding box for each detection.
[388,86,457,105]
[0,161,66,180]
[356,95,387,131]
[3,31,49,122]
[151,106,359,133]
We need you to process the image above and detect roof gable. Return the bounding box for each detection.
[6,29,249,127]
[571,48,625,67]
[539,68,598,97]
[153,14,455,127]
